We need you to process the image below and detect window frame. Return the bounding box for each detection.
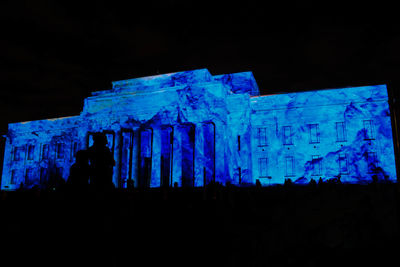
[70,141,78,161]
[283,126,293,145]
[56,142,64,159]
[311,155,322,176]
[285,156,295,177]
[257,128,268,147]
[258,157,269,178]
[10,170,17,185]
[41,144,49,160]
[363,120,375,140]
[308,124,320,144]
[338,153,349,174]
[13,147,21,161]
[27,145,35,161]
[336,122,347,142]
[25,168,34,184]
[366,151,378,173]
[40,167,48,184]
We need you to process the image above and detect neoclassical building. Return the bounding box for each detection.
[1,69,397,190]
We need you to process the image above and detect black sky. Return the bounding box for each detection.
[2,1,400,135]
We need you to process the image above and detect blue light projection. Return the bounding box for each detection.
[1,69,397,190]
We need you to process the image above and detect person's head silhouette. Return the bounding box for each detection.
[93,133,107,147]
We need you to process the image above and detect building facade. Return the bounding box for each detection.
[1,69,397,190]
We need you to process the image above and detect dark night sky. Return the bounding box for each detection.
[1,1,400,136]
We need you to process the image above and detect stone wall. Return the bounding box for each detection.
[1,70,397,190]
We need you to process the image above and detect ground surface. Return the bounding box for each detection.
[1,183,399,267]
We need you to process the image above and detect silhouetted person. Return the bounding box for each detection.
[67,150,90,191]
[284,178,292,186]
[127,179,134,190]
[47,167,66,191]
[17,182,24,191]
[87,133,115,192]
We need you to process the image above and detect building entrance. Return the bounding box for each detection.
[180,124,195,187]
[203,122,215,185]
[139,129,152,188]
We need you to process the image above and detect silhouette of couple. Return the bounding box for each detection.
[67,132,115,191]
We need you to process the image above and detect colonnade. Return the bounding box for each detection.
[115,122,215,188]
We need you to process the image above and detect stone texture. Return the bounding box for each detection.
[1,69,397,190]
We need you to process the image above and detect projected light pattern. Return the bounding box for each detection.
[1,69,397,190]
[250,85,396,185]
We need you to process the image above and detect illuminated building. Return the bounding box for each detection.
[1,69,397,190]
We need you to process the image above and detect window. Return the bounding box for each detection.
[56,167,64,178]
[10,170,17,184]
[56,143,64,159]
[363,120,374,140]
[42,144,49,160]
[140,130,152,158]
[308,124,320,143]
[366,152,378,173]
[238,135,241,151]
[71,142,78,160]
[13,147,21,161]
[257,128,267,146]
[258,158,268,178]
[27,145,35,160]
[238,167,242,184]
[25,168,33,184]
[338,154,348,174]
[40,168,48,184]
[311,155,322,176]
[283,126,293,145]
[285,156,295,177]
[336,122,346,142]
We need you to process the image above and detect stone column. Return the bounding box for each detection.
[119,129,135,188]
[132,129,140,188]
[150,127,161,188]
[172,125,182,187]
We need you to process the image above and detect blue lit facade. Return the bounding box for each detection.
[1,69,397,190]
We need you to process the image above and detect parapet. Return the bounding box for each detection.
[91,69,259,96]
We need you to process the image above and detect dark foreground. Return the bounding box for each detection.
[1,183,399,267]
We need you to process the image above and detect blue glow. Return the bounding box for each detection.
[1,69,397,190]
